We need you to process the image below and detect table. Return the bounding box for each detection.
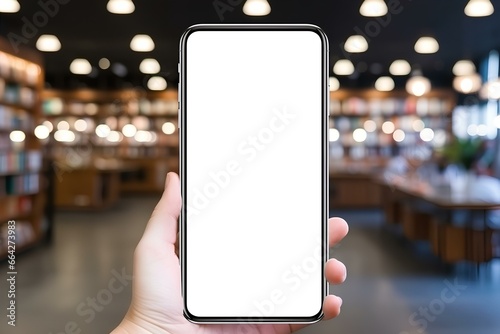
[54,158,139,210]
[376,175,500,263]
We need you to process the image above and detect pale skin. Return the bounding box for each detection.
[112,173,349,334]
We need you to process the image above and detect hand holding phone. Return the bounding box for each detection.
[112,172,348,333]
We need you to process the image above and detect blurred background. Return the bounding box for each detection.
[0,0,500,333]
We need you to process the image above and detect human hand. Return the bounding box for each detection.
[112,172,348,334]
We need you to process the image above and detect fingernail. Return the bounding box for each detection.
[166,173,171,186]
[337,296,343,307]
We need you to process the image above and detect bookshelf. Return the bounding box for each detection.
[41,89,178,206]
[329,89,455,162]
[0,37,46,259]
[329,89,456,209]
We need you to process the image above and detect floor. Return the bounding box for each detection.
[1,198,500,334]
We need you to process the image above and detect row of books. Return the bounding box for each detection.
[332,115,447,133]
[0,173,39,196]
[0,195,32,219]
[332,131,446,146]
[0,51,40,87]
[0,150,42,174]
[330,97,450,116]
[43,98,178,116]
[330,144,434,161]
[47,116,177,133]
[0,79,37,108]
[0,105,34,131]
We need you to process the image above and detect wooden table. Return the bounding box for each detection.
[54,158,138,210]
[376,176,500,263]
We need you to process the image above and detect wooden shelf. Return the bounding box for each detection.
[0,36,46,261]
[329,88,456,162]
[40,88,179,202]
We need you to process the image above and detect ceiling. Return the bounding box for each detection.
[1,0,500,90]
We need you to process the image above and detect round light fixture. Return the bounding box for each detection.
[333,59,355,76]
[406,75,431,96]
[107,0,135,14]
[36,35,61,52]
[242,0,271,16]
[344,35,369,53]
[453,73,482,94]
[389,59,411,76]
[465,0,494,17]
[375,76,395,92]
[359,0,388,17]
[414,37,439,54]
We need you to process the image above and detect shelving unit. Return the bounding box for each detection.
[41,89,178,207]
[329,89,456,161]
[329,89,456,209]
[0,37,46,259]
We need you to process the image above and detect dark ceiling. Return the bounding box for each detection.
[1,0,500,89]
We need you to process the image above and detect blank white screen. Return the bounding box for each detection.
[185,29,325,319]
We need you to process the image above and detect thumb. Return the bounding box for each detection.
[143,172,181,247]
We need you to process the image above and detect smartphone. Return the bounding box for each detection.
[179,24,329,323]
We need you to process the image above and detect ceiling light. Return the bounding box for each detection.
[453,73,482,94]
[99,58,111,70]
[480,80,500,99]
[34,125,50,140]
[43,120,54,132]
[130,34,155,52]
[162,122,176,135]
[0,0,20,13]
[375,76,395,92]
[54,130,76,143]
[382,121,395,134]
[107,131,123,143]
[122,124,137,137]
[389,59,411,76]
[107,0,135,14]
[344,35,368,53]
[10,130,25,142]
[96,124,111,138]
[465,0,494,17]
[420,128,435,142]
[36,35,61,52]
[74,119,88,132]
[57,121,70,130]
[243,0,271,16]
[139,58,161,74]
[452,60,476,76]
[364,120,377,132]
[406,75,431,96]
[333,59,355,76]
[135,130,152,143]
[147,76,167,91]
[393,129,406,142]
[329,129,340,142]
[353,128,368,143]
[70,58,92,75]
[360,0,388,17]
[412,119,425,132]
[414,37,439,54]
[329,77,340,91]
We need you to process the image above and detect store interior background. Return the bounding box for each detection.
[1,0,500,333]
